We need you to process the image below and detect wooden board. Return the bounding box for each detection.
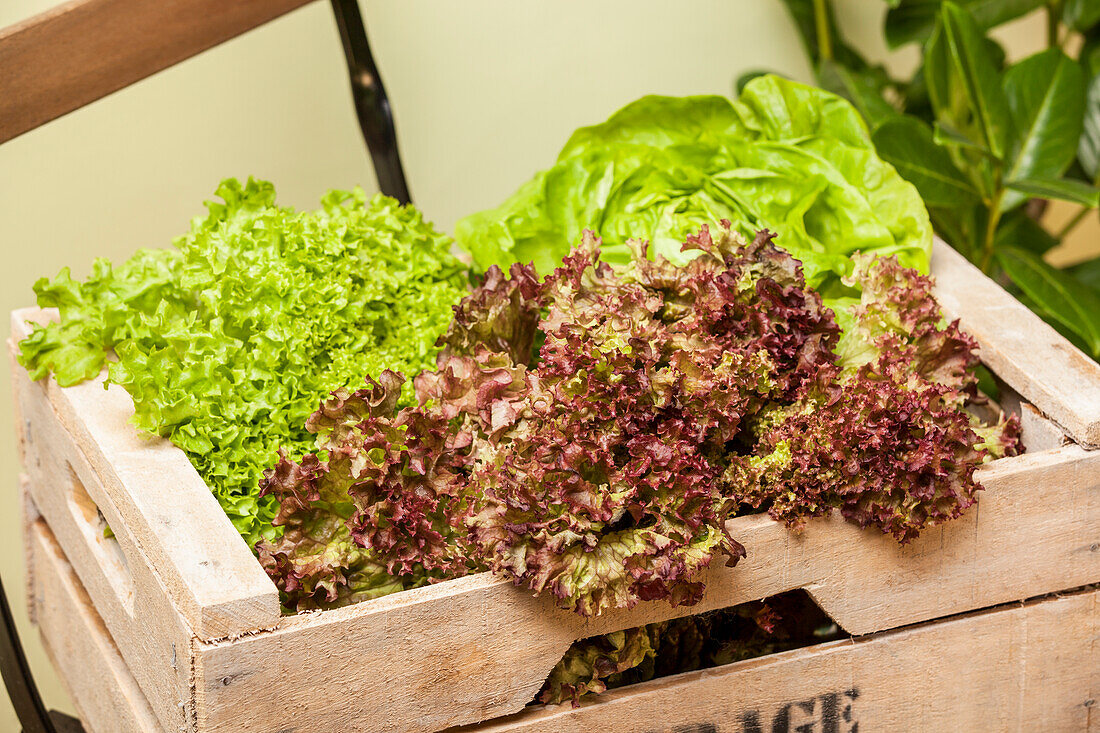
[467,588,1100,733]
[0,0,317,143]
[26,505,1099,733]
[28,511,163,733]
[932,239,1100,447]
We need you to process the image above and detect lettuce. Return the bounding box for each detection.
[260,223,1017,616]
[539,591,841,706]
[455,75,932,301]
[740,254,1022,541]
[18,179,469,545]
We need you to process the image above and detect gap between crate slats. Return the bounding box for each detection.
[931,239,1100,447]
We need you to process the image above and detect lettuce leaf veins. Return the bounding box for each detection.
[259,223,1018,617]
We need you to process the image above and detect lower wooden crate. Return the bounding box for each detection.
[26,502,1100,733]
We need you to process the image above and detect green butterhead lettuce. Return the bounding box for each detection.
[455,75,932,299]
[19,178,469,545]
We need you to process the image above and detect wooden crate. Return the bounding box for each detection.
[23,489,1100,733]
[10,240,1100,733]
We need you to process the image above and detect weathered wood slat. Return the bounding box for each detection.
[14,364,197,730]
[465,589,1100,733]
[932,238,1100,447]
[10,310,280,641]
[0,0,317,143]
[28,512,163,733]
[28,506,1100,733]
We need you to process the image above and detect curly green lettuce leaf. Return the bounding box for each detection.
[455,75,931,298]
[19,178,469,545]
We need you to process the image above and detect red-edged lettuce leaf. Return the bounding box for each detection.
[260,224,1021,617]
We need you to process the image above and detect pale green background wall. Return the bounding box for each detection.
[0,2,1071,729]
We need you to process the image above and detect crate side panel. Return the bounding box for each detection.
[803,444,1100,634]
[29,516,166,733]
[468,590,1099,733]
[10,308,279,638]
[15,369,194,731]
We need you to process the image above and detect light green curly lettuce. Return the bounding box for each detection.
[18,178,469,545]
[455,74,932,300]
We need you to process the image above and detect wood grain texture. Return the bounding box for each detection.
[466,589,1100,733]
[0,0,317,143]
[21,475,39,625]
[189,444,1100,733]
[28,514,164,733]
[27,512,1099,733]
[10,309,280,641]
[932,238,1100,447]
[14,364,194,731]
[999,389,1070,452]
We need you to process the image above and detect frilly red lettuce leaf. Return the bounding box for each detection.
[744,254,1022,542]
[260,224,1020,618]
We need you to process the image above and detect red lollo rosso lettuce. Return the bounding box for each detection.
[258,222,1020,617]
[464,228,841,616]
[738,254,1021,541]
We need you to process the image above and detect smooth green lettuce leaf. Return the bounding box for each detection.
[455,75,932,299]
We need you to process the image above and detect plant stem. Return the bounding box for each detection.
[1047,2,1062,48]
[813,0,833,62]
[1056,207,1091,239]
[980,191,1005,273]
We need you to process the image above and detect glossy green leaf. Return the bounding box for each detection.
[1067,254,1100,291]
[817,60,899,129]
[1006,176,1100,206]
[886,0,1044,49]
[993,209,1059,254]
[1002,50,1086,210]
[872,116,981,205]
[925,3,1012,159]
[932,121,997,158]
[1080,71,1100,180]
[1003,50,1086,178]
[997,246,1100,356]
[1064,0,1100,31]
